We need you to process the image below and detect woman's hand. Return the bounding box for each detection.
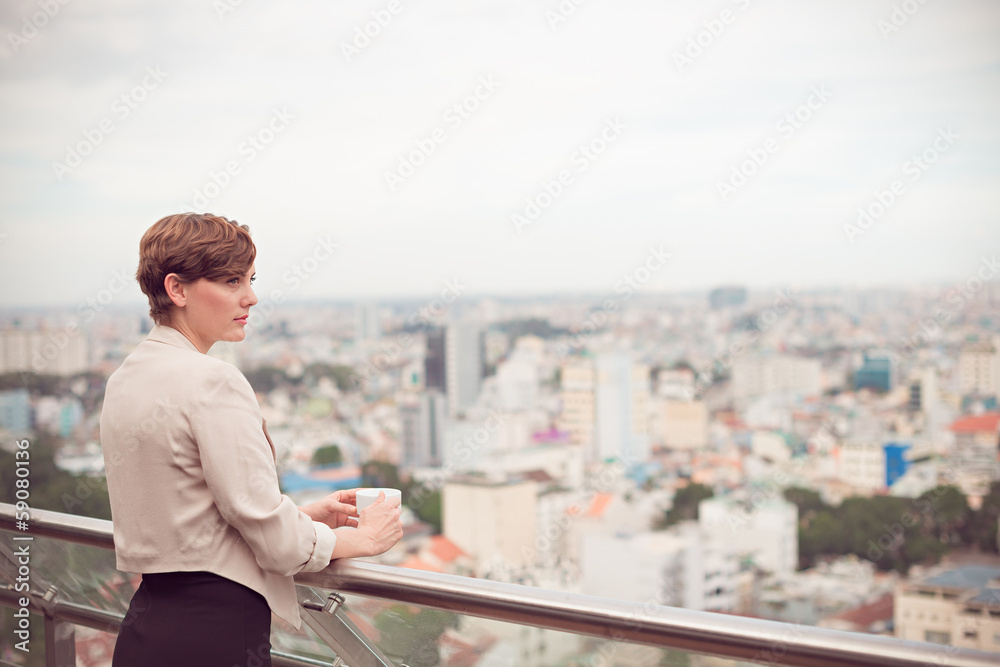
[298,488,358,529]
[330,491,404,559]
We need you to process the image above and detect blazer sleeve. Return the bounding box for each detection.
[189,362,336,576]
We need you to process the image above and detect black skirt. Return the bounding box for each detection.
[112,571,272,667]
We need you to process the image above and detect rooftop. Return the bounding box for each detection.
[949,413,1000,433]
[923,565,1000,590]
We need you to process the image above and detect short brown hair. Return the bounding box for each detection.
[137,213,256,325]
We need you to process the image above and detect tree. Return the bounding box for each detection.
[361,460,404,490]
[917,485,971,546]
[373,604,453,666]
[798,510,845,568]
[0,431,111,521]
[655,483,713,529]
[783,486,827,519]
[243,365,291,394]
[967,482,1000,552]
[659,649,692,667]
[408,486,442,533]
[304,362,356,392]
[311,445,342,467]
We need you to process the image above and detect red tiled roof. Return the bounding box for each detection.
[522,469,555,484]
[950,413,1000,433]
[400,555,443,573]
[428,535,466,562]
[587,492,614,518]
[826,593,894,629]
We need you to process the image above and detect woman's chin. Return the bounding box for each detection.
[225,327,249,342]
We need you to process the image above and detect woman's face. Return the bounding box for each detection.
[175,264,257,353]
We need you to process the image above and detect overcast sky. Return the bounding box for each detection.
[1,0,998,308]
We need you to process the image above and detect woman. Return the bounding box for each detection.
[100,213,403,666]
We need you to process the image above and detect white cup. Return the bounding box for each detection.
[356,488,401,512]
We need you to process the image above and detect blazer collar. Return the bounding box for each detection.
[147,324,202,353]
[147,324,276,464]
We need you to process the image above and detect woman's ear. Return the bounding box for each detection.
[163,273,187,308]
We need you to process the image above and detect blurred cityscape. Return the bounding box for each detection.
[2,277,1000,665]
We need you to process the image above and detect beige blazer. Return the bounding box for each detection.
[99,324,336,628]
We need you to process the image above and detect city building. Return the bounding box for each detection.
[581,527,706,610]
[354,302,381,341]
[398,390,447,469]
[0,388,31,433]
[559,358,596,447]
[494,357,539,413]
[731,355,822,402]
[708,286,747,310]
[751,430,791,464]
[442,476,537,577]
[838,440,887,492]
[908,367,940,414]
[855,351,894,393]
[895,564,1000,651]
[884,442,911,489]
[959,339,1000,400]
[662,400,709,450]
[446,323,484,417]
[947,413,1000,502]
[699,496,798,576]
[0,328,88,376]
[594,352,650,464]
[424,328,446,392]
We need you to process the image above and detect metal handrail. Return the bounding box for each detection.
[3,503,1000,667]
[0,586,331,667]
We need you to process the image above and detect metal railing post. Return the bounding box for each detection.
[42,587,76,667]
[297,586,398,667]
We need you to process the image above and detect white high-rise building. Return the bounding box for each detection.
[495,358,539,412]
[354,302,381,341]
[446,323,483,417]
[0,328,88,376]
[559,359,596,446]
[581,528,705,610]
[443,477,537,577]
[559,354,650,463]
[595,352,650,464]
[580,521,741,612]
[699,496,798,576]
[662,400,709,450]
[732,355,822,402]
[398,390,446,469]
[839,440,886,492]
[958,339,1000,399]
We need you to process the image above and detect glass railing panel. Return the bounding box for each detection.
[307,588,748,667]
[270,613,340,664]
[2,533,134,618]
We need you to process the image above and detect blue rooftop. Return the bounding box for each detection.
[924,565,1000,589]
